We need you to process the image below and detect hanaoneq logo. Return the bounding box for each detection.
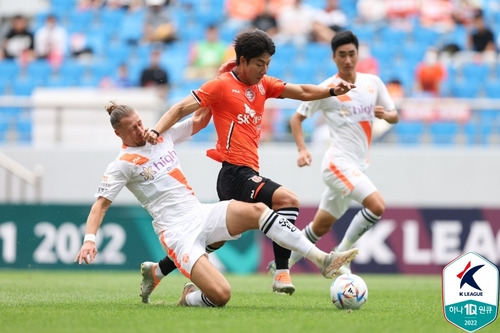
[442,252,499,332]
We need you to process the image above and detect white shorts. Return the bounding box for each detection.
[319,159,377,219]
[157,200,240,278]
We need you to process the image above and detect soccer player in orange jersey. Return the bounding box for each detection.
[142,29,354,297]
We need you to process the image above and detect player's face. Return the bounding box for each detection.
[115,112,147,147]
[333,43,358,78]
[240,53,271,85]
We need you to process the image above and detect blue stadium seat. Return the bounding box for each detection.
[303,43,331,64]
[58,61,85,82]
[393,121,424,145]
[16,118,32,144]
[450,79,482,98]
[429,121,459,145]
[67,10,95,32]
[12,79,38,96]
[118,9,145,44]
[484,79,500,98]
[460,62,491,83]
[26,60,53,80]
[0,60,20,78]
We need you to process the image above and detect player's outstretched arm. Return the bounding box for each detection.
[280,81,355,101]
[74,196,112,265]
[191,107,212,135]
[147,95,200,144]
[290,112,312,167]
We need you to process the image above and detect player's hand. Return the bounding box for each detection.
[334,81,356,96]
[374,105,386,119]
[74,242,98,265]
[217,60,236,76]
[297,149,312,167]
[145,128,160,145]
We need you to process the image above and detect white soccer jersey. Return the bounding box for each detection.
[95,118,201,234]
[296,72,395,170]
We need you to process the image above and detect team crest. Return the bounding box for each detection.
[257,82,265,95]
[245,88,255,102]
[250,175,262,183]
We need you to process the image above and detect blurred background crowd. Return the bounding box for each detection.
[0,0,499,146]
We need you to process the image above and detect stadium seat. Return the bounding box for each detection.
[429,121,459,145]
[12,79,38,96]
[450,79,482,98]
[26,60,53,80]
[460,62,491,83]
[16,117,32,144]
[118,9,145,44]
[0,60,20,78]
[484,79,500,98]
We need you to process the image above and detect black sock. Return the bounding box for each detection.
[273,207,299,270]
[158,256,177,276]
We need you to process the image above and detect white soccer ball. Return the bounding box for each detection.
[330,274,368,310]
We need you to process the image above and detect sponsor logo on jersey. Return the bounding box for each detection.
[140,166,156,181]
[250,175,262,183]
[237,103,262,125]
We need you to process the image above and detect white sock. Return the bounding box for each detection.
[304,246,327,268]
[289,222,321,267]
[337,208,380,251]
[185,290,216,307]
[258,208,314,258]
[155,264,165,279]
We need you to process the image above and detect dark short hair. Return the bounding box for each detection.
[330,30,359,54]
[233,29,276,65]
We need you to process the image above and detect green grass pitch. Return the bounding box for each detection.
[1,270,498,333]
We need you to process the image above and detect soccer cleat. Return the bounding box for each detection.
[140,261,160,304]
[321,248,358,279]
[272,271,295,295]
[266,260,277,276]
[178,282,197,306]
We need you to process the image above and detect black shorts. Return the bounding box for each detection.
[216,162,281,207]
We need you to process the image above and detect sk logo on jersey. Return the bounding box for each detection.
[237,103,261,125]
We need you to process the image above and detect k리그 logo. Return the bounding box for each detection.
[442,252,499,332]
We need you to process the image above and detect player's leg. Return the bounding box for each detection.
[336,188,384,252]
[225,201,358,279]
[140,256,177,303]
[179,254,231,307]
[267,185,300,294]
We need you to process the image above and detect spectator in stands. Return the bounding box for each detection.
[274,0,317,48]
[356,42,379,75]
[224,0,266,32]
[143,0,177,44]
[252,0,278,37]
[467,9,496,53]
[100,63,134,88]
[356,0,387,25]
[386,78,405,101]
[419,0,455,33]
[0,15,34,63]
[312,0,348,43]
[77,0,104,11]
[139,48,169,99]
[34,14,68,66]
[415,47,447,97]
[185,24,228,80]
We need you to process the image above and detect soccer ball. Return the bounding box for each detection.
[330,274,368,310]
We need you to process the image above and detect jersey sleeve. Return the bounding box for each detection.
[263,76,286,98]
[168,117,193,145]
[94,161,128,201]
[375,76,396,111]
[193,78,224,108]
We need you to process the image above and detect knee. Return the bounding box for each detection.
[210,285,231,307]
[272,189,300,210]
[368,200,385,217]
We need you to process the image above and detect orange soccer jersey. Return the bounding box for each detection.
[193,72,286,171]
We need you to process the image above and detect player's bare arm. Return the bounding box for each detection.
[290,112,312,167]
[374,106,399,124]
[280,81,355,100]
[74,196,112,265]
[147,95,200,144]
[191,107,212,135]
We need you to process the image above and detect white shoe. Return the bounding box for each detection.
[140,261,160,304]
[272,271,295,295]
[266,260,276,276]
[178,282,197,306]
[321,248,358,279]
